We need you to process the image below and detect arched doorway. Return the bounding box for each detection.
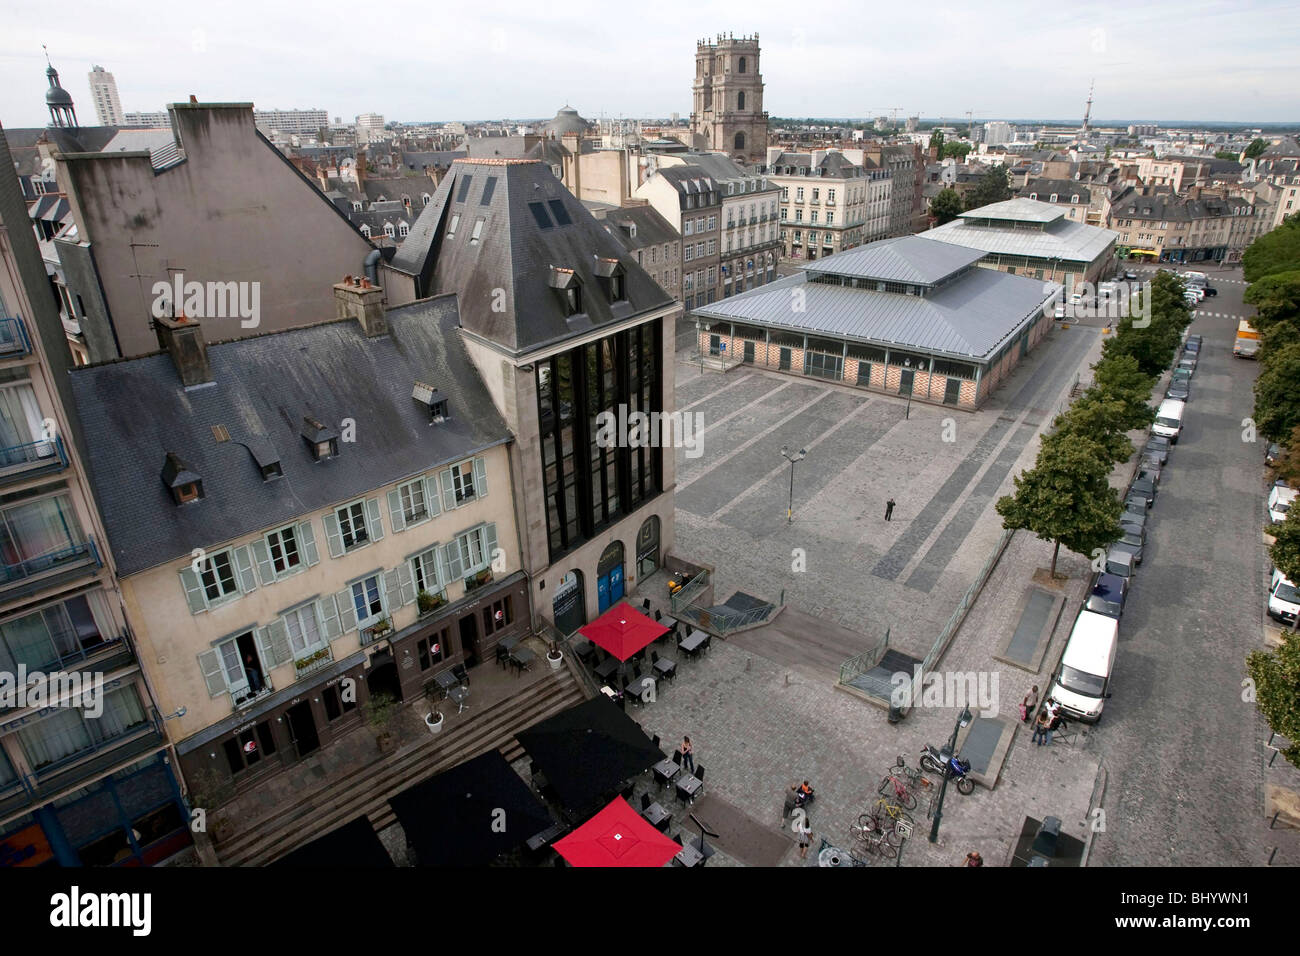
[553,570,586,636]
[596,540,625,613]
[636,516,661,578]
[366,649,402,702]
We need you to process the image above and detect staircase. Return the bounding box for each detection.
[213,667,587,866]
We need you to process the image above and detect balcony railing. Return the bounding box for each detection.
[0,316,32,358]
[464,567,494,593]
[360,616,395,646]
[0,434,67,482]
[0,537,99,588]
[293,646,334,678]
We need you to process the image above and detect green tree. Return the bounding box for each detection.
[996,432,1124,577]
[963,164,1012,210]
[1247,507,1300,766]
[1243,269,1300,336]
[1092,353,1157,407]
[930,130,945,158]
[1050,396,1136,465]
[929,188,964,226]
[1243,215,1300,283]
[941,142,973,161]
[1214,150,1240,162]
[1244,137,1269,160]
[1254,340,1300,443]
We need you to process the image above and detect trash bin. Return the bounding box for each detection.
[888,703,905,724]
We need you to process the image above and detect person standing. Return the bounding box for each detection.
[680,736,695,773]
[964,851,983,867]
[797,817,813,859]
[885,498,896,521]
[781,784,800,829]
[1032,706,1052,746]
[1020,685,1039,724]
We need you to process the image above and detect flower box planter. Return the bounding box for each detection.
[417,590,447,617]
[465,569,493,593]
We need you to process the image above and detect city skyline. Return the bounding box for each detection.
[1,0,1298,128]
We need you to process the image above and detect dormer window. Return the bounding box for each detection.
[384,222,396,238]
[413,382,450,423]
[301,417,339,461]
[161,451,204,505]
[566,286,583,315]
[352,201,362,211]
[548,267,583,315]
[247,437,282,481]
[360,224,371,238]
[447,213,460,238]
[593,258,626,303]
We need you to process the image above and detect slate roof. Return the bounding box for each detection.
[692,251,1056,362]
[802,235,984,286]
[464,137,533,160]
[594,204,680,252]
[68,296,511,576]
[388,159,674,356]
[1021,178,1093,203]
[362,176,432,204]
[765,150,866,179]
[401,150,467,169]
[1111,193,1243,222]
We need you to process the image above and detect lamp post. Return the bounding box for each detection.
[928,705,972,844]
[780,445,807,523]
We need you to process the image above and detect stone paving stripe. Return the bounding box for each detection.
[677,370,761,413]
[999,587,1060,668]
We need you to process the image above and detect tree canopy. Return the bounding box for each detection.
[1254,341,1300,443]
[929,188,964,226]
[963,164,1012,210]
[1243,215,1300,283]
[1244,138,1269,160]
[941,142,973,161]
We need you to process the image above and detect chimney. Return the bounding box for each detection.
[334,276,387,336]
[155,314,211,386]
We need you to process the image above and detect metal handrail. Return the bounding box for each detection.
[839,627,891,685]
[670,570,709,614]
[0,537,97,584]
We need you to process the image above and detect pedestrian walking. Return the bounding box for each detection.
[680,735,695,773]
[780,784,800,829]
[964,851,983,867]
[885,497,896,521]
[1046,705,1064,746]
[797,820,813,859]
[1032,706,1052,746]
[1020,685,1039,724]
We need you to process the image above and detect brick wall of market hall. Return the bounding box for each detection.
[695,328,985,409]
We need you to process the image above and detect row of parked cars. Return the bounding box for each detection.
[1267,459,1298,626]
[1043,335,1203,725]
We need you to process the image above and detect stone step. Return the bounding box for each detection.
[217,671,585,865]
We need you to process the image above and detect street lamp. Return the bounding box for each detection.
[928,704,973,844]
[780,445,807,523]
[903,355,930,420]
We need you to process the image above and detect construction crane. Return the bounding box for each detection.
[965,110,989,138]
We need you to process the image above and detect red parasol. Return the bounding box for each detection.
[552,796,682,867]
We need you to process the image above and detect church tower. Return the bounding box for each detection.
[690,33,767,166]
[44,56,78,128]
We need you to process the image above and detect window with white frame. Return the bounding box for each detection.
[796,187,804,201]
[707,215,717,231]
[684,219,694,236]
[399,222,410,237]
[397,477,429,524]
[410,546,444,596]
[265,525,301,576]
[199,549,240,604]
[351,574,385,629]
[684,245,694,262]
[336,500,370,549]
[359,224,371,238]
[283,603,326,658]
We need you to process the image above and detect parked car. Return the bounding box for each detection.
[1267,483,1297,525]
[1048,610,1118,723]
[1184,335,1203,353]
[1104,548,1135,583]
[1177,354,1198,375]
[1166,380,1190,402]
[1087,572,1129,619]
[1124,270,1139,281]
[1121,501,1148,532]
[1138,463,1162,487]
[1202,285,1217,297]
[1171,366,1192,384]
[1111,526,1146,565]
[1144,436,1171,465]
[1129,476,1158,508]
[1268,568,1299,626]
[1152,398,1186,443]
[1234,338,1260,359]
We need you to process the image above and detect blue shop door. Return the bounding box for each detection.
[597,575,611,613]
[609,565,624,603]
[597,565,625,613]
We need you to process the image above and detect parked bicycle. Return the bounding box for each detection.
[849,823,897,859]
[853,798,914,847]
[877,770,919,810]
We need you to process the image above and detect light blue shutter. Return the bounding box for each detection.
[484,523,500,571]
[383,569,401,613]
[336,588,358,632]
[256,620,291,668]
[434,547,449,591]
[365,497,384,541]
[424,475,441,517]
[323,511,344,558]
[397,563,416,605]
[440,469,455,511]
[232,546,257,593]
[387,489,407,532]
[317,594,341,640]
[198,649,226,697]
[180,568,207,614]
[443,539,464,582]
[251,538,275,584]
[473,457,488,498]
[298,521,320,567]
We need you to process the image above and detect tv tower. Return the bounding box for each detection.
[1080,79,1094,138]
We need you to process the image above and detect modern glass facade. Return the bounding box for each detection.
[536,320,663,562]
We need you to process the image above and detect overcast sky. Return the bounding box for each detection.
[2,0,1297,128]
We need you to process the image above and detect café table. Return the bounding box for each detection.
[625,676,656,704]
[434,669,460,698]
[652,757,679,789]
[675,772,703,804]
[448,685,469,714]
[642,801,671,831]
[678,630,708,659]
[595,655,622,682]
[510,647,537,676]
[674,841,704,867]
[499,633,522,654]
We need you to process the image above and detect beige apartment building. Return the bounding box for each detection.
[67,285,530,814]
[1109,187,1249,263]
[634,164,725,312]
[764,149,892,260]
[655,152,781,297]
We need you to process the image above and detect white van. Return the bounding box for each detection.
[1268,568,1299,626]
[1047,609,1119,723]
[1152,398,1185,443]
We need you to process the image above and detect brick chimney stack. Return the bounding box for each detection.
[334,276,387,337]
[155,314,211,386]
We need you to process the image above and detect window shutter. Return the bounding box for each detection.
[397,562,416,605]
[198,649,226,697]
[317,594,341,641]
[440,469,455,511]
[435,547,449,590]
[383,569,401,613]
[323,511,344,558]
[484,523,500,570]
[232,545,258,593]
[443,539,464,582]
[298,521,320,567]
[336,588,358,632]
[473,457,488,498]
[387,489,407,533]
[179,568,207,614]
[424,475,441,517]
[250,538,275,585]
[256,622,291,669]
[365,497,385,541]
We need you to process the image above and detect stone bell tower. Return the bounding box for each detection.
[690,33,767,166]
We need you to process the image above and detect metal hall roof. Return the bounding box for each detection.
[802,235,984,287]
